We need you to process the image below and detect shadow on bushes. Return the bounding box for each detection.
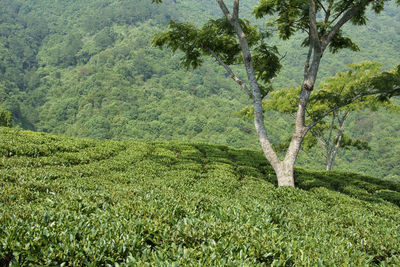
[295,168,400,207]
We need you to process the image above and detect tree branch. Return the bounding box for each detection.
[233,0,239,20]
[341,110,351,124]
[216,0,233,21]
[327,7,346,27]
[309,0,322,53]
[306,88,399,130]
[323,4,361,47]
[316,0,327,15]
[304,42,313,77]
[207,47,251,97]
[327,110,350,170]
[326,112,336,150]
[218,0,281,170]
[323,0,333,24]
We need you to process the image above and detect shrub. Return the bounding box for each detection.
[0,109,13,127]
[375,189,400,206]
[1,128,400,265]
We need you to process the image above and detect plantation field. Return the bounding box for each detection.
[1,127,400,265]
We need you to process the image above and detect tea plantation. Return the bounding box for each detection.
[1,127,400,266]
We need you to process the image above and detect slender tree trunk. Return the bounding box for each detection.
[325,149,333,170]
[325,141,333,171]
[324,113,335,169]
[327,131,343,170]
[326,111,349,170]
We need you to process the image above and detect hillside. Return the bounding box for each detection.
[0,0,399,179]
[1,127,400,265]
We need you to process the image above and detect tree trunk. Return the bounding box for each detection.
[326,111,349,171]
[217,0,320,187]
[266,0,324,186]
[217,0,286,185]
[327,134,342,170]
[276,161,295,187]
[325,149,332,170]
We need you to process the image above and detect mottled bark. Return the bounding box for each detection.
[276,161,295,187]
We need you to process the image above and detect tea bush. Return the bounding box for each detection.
[1,127,400,265]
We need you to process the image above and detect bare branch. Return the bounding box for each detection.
[216,0,233,21]
[323,5,361,47]
[336,109,341,124]
[306,88,400,130]
[325,112,336,157]
[309,0,322,53]
[207,48,251,97]
[316,0,327,15]
[233,0,239,20]
[324,0,334,24]
[327,3,349,27]
[341,110,351,124]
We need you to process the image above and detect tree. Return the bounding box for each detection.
[0,108,13,127]
[153,0,400,186]
[243,62,400,171]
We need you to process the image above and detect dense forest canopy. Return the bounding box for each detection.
[0,0,399,181]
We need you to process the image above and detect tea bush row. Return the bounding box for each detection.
[1,128,400,265]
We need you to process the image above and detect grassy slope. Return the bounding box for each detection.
[1,127,400,265]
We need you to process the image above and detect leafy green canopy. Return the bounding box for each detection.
[241,62,400,119]
[240,62,400,153]
[153,17,281,95]
[372,64,400,100]
[0,109,13,127]
[254,0,400,53]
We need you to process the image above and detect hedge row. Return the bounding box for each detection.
[1,127,400,265]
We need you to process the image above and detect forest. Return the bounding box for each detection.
[0,0,399,181]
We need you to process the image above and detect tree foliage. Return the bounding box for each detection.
[240,62,400,170]
[0,108,13,127]
[254,0,399,52]
[153,17,281,94]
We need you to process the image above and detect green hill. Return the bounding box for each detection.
[1,127,400,265]
[0,0,400,180]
